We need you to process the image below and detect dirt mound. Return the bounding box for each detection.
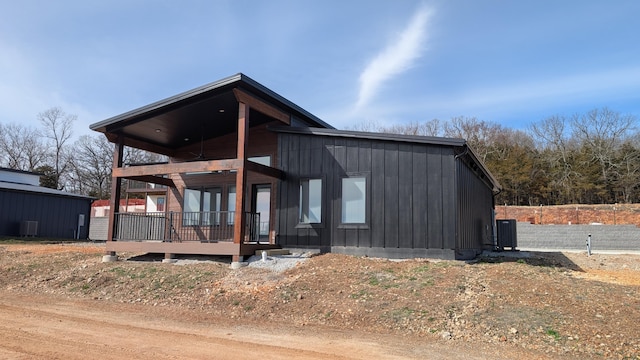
[1,243,639,359]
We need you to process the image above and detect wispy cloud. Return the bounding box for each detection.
[355,4,433,110]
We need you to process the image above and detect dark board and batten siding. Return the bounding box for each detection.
[455,158,495,259]
[277,133,461,259]
[0,190,92,239]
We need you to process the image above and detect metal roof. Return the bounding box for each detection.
[89,73,333,153]
[271,126,501,193]
[0,181,94,200]
[0,167,41,175]
[270,126,467,146]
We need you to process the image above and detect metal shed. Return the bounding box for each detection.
[0,168,93,239]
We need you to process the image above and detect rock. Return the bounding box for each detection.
[441,331,452,340]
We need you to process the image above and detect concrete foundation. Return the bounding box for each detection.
[230,261,248,269]
[102,255,118,262]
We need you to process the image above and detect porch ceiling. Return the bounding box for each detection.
[109,91,276,150]
[90,73,333,155]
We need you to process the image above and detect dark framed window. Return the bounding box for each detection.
[183,187,222,226]
[299,178,322,224]
[339,173,369,228]
[227,185,236,225]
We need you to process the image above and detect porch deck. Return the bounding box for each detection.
[105,241,279,257]
[109,211,279,257]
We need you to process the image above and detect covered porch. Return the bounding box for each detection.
[90,74,332,261]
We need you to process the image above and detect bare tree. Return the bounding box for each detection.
[614,140,640,203]
[529,115,580,203]
[571,107,636,184]
[0,123,47,171]
[443,116,503,162]
[345,119,382,132]
[38,107,76,189]
[123,146,167,165]
[420,118,443,137]
[380,119,443,137]
[69,135,114,198]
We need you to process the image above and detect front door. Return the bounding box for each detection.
[252,184,271,243]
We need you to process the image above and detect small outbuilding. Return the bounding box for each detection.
[0,168,93,239]
[90,73,500,260]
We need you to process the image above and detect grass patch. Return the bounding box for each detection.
[546,328,561,341]
[387,307,416,322]
[350,289,370,299]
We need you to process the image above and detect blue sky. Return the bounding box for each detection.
[1,0,639,139]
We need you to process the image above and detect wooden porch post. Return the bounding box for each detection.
[233,102,249,260]
[106,136,124,256]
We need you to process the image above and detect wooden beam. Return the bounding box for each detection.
[122,137,176,157]
[106,240,241,255]
[244,160,285,179]
[104,133,175,157]
[107,137,124,247]
[233,102,249,245]
[112,159,242,178]
[233,88,290,125]
[124,175,175,188]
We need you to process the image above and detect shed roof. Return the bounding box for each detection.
[271,126,467,146]
[271,126,502,193]
[0,181,94,200]
[90,73,333,154]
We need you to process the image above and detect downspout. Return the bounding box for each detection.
[454,146,469,160]
[491,184,502,250]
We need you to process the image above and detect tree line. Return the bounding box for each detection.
[0,107,162,199]
[350,107,639,205]
[2,106,638,205]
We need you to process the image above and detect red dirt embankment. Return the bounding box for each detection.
[497,204,640,226]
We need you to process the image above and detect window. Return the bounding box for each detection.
[299,179,322,223]
[227,186,236,225]
[202,188,221,225]
[183,188,221,226]
[248,155,271,166]
[183,188,201,225]
[341,177,366,224]
[156,197,165,212]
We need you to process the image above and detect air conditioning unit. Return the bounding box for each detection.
[496,219,517,250]
[20,221,38,237]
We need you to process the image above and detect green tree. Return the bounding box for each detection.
[35,165,58,189]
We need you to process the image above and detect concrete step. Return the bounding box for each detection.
[255,249,290,256]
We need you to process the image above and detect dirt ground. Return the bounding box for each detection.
[0,243,639,359]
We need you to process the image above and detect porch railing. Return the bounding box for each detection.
[126,180,167,191]
[113,211,260,243]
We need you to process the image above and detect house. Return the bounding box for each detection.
[90,73,500,261]
[0,167,92,239]
[90,198,147,218]
[125,179,168,212]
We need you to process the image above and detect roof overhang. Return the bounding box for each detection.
[90,73,333,155]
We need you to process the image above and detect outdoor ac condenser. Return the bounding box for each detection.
[20,221,38,237]
[496,219,517,250]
